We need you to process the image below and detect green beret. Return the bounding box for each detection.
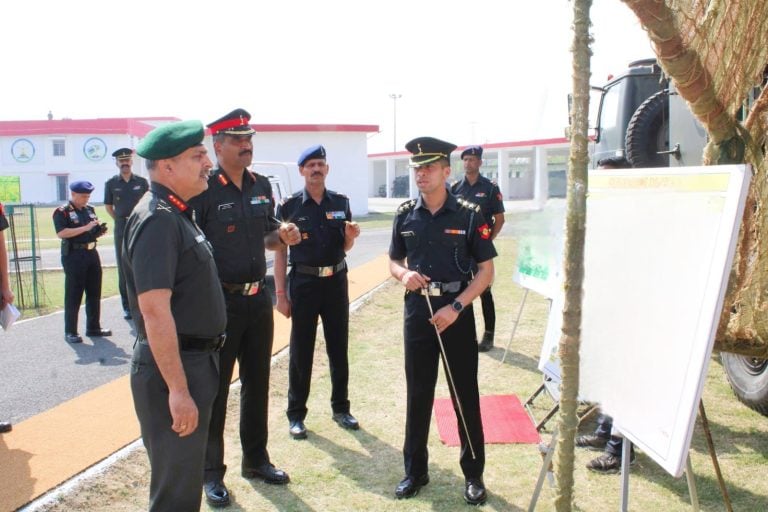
[137,120,205,160]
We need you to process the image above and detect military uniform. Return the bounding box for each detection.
[190,110,283,489]
[390,192,496,480]
[125,120,226,512]
[450,166,504,345]
[52,187,108,340]
[0,203,7,235]
[104,166,148,314]
[125,182,227,512]
[276,187,353,424]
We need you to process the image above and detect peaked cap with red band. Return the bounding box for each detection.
[207,108,255,136]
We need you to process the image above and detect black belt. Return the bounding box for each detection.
[413,281,466,296]
[221,279,265,296]
[138,334,226,352]
[295,260,346,277]
[71,242,97,250]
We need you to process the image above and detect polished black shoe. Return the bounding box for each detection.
[242,462,290,485]
[123,309,132,320]
[332,412,360,430]
[478,331,494,352]
[289,420,307,439]
[85,328,112,337]
[394,474,429,499]
[65,333,83,344]
[0,421,12,433]
[464,477,487,505]
[203,480,230,508]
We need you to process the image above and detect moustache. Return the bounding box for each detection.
[239,150,252,157]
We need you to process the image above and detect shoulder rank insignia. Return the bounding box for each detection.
[457,197,481,213]
[397,199,416,214]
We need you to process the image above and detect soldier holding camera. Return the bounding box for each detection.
[53,180,111,344]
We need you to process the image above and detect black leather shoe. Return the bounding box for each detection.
[65,333,83,344]
[123,309,132,320]
[0,421,12,433]
[203,480,230,508]
[464,478,487,505]
[332,412,360,430]
[242,462,290,485]
[289,420,307,439]
[394,474,429,499]
[478,331,494,352]
[85,328,112,337]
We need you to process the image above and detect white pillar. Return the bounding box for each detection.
[533,146,548,209]
[497,150,509,199]
[385,158,396,198]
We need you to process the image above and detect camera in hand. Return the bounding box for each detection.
[91,222,108,238]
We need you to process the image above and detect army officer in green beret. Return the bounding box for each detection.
[123,120,227,512]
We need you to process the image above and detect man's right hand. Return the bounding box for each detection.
[169,389,198,437]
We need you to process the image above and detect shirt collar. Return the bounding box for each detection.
[150,182,190,214]
[301,187,330,204]
[414,187,458,213]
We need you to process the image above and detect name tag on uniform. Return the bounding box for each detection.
[251,196,270,205]
[444,229,466,235]
[217,202,234,211]
[325,211,346,220]
[132,185,142,190]
[474,192,487,198]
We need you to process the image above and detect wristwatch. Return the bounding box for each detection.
[451,300,464,313]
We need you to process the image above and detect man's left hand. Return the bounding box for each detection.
[279,222,301,246]
[344,221,360,239]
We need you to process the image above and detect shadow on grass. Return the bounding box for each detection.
[234,481,315,512]
[633,452,767,510]
[482,344,542,375]
[307,429,524,511]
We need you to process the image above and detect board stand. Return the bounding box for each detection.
[528,400,732,511]
[501,288,530,364]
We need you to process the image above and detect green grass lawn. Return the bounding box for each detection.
[35,234,768,511]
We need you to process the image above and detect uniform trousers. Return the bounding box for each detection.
[131,342,219,512]
[113,217,129,311]
[402,292,485,479]
[61,248,102,334]
[479,286,495,334]
[205,289,274,483]
[286,269,350,421]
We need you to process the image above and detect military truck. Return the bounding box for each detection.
[590,58,768,416]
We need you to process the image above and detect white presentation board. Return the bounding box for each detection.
[513,202,565,299]
[540,165,750,477]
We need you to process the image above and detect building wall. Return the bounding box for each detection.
[0,134,143,204]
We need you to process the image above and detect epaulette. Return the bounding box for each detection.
[397,199,416,214]
[280,191,302,206]
[449,179,459,188]
[57,203,71,212]
[457,197,481,213]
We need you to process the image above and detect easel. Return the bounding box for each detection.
[501,288,529,364]
[527,400,733,511]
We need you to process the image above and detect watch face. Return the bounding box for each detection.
[452,300,463,312]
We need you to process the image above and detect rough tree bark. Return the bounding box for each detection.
[554,0,592,509]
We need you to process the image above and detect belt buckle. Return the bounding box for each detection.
[318,266,333,277]
[427,282,442,296]
[243,281,260,296]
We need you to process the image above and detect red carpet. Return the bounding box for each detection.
[433,394,540,446]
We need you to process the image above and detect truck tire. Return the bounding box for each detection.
[625,90,670,168]
[721,352,768,416]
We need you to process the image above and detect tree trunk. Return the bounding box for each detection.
[554,0,592,510]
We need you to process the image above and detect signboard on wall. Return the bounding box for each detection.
[0,176,21,202]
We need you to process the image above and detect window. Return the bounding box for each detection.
[52,139,66,157]
[56,176,68,201]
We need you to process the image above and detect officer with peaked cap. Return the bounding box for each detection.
[124,120,226,512]
[53,180,111,344]
[389,136,496,505]
[274,144,361,441]
[104,147,149,320]
[190,108,300,507]
[451,145,505,351]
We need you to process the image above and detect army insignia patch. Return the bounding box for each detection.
[477,223,491,240]
[227,225,236,233]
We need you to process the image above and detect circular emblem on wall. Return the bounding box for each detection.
[83,137,107,161]
[11,138,35,163]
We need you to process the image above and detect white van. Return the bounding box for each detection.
[253,162,294,272]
